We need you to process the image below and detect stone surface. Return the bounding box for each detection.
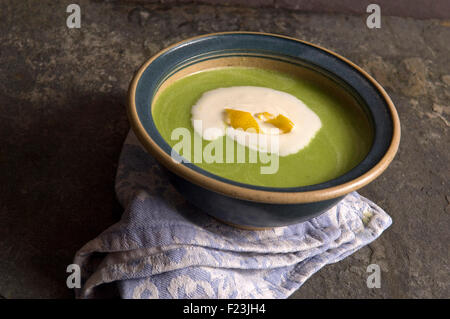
[0,0,448,298]
[125,0,450,19]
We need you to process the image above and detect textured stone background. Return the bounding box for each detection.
[0,0,448,298]
[124,0,450,19]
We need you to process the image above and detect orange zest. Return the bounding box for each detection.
[265,114,294,133]
[226,109,295,134]
[255,112,275,121]
[225,108,260,133]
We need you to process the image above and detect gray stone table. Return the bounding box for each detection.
[0,0,448,298]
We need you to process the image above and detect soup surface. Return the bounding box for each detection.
[191,86,322,156]
[152,67,373,187]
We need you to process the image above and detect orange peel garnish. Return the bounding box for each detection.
[265,114,294,133]
[226,109,294,134]
[255,112,275,121]
[225,108,260,133]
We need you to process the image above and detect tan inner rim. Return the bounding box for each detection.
[127,32,401,204]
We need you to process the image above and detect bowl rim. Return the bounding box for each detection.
[128,31,401,204]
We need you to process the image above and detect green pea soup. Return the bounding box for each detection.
[152,67,373,187]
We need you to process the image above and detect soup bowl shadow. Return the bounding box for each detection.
[127,32,400,229]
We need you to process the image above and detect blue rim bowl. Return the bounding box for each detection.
[127,32,400,229]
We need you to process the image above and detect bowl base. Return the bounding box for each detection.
[211,215,275,231]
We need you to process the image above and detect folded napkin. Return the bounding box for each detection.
[74,131,392,299]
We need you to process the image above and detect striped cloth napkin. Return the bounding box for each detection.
[74,131,392,298]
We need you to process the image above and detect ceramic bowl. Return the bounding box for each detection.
[127,32,400,229]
